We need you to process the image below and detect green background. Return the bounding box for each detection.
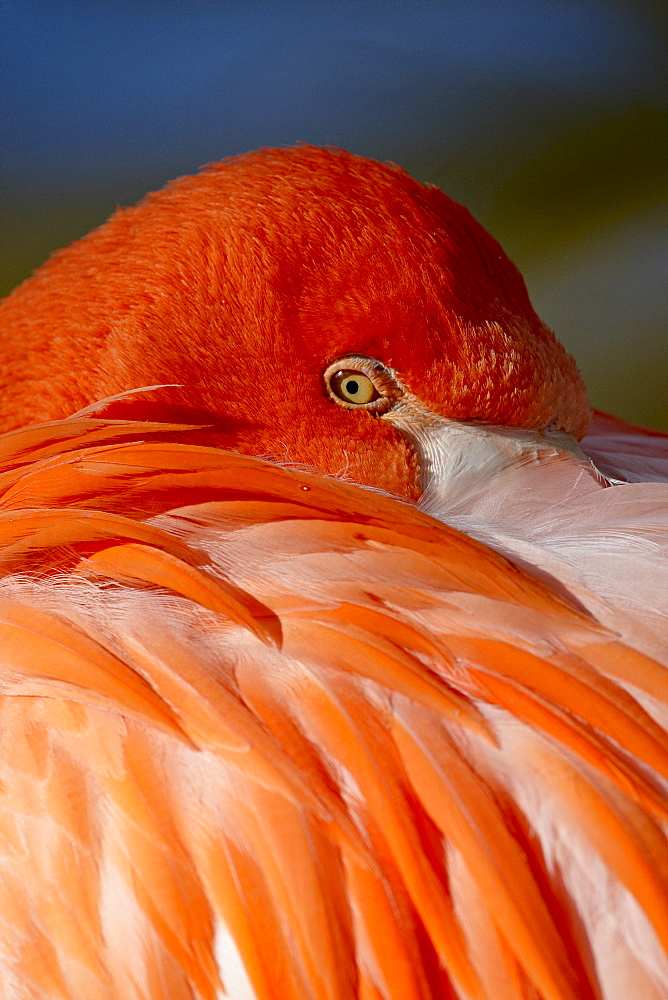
[2,0,666,429]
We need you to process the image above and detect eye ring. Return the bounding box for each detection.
[323,355,402,413]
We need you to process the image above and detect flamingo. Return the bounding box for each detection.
[0,144,666,1000]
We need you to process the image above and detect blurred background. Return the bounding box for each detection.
[2,0,666,428]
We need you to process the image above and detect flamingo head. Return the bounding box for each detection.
[0,145,590,504]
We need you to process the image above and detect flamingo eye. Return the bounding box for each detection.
[323,355,400,413]
[330,370,379,405]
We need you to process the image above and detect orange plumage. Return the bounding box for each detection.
[0,146,666,1000]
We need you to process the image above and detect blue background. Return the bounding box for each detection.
[2,0,666,427]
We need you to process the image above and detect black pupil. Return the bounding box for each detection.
[345,380,359,395]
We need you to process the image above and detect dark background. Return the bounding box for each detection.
[2,0,666,428]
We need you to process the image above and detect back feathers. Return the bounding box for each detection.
[0,417,665,1000]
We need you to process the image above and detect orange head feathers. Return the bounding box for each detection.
[0,145,589,502]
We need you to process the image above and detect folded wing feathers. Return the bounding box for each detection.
[0,418,666,1000]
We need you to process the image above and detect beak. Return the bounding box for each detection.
[382,391,600,522]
